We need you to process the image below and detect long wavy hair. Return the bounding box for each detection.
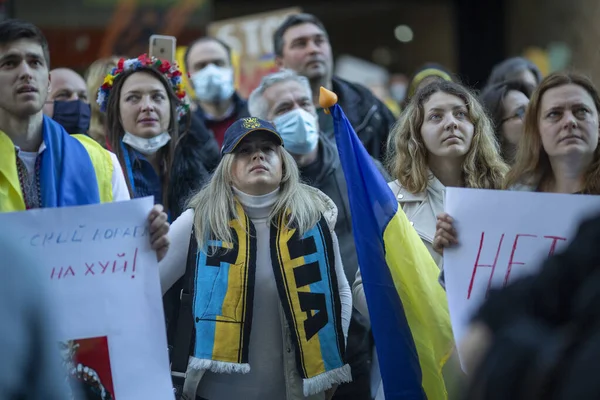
[85,56,121,147]
[387,80,508,193]
[187,147,325,251]
[105,67,182,208]
[504,72,600,193]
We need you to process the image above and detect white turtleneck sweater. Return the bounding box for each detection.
[159,188,352,400]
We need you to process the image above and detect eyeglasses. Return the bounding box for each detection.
[500,106,526,125]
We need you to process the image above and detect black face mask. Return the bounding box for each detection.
[52,100,91,135]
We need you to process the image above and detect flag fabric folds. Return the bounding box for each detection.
[323,90,454,399]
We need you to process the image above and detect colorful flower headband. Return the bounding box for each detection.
[96,54,191,119]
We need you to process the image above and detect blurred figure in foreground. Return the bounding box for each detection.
[463,211,600,399]
[0,232,71,399]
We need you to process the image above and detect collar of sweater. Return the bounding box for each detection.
[232,186,280,220]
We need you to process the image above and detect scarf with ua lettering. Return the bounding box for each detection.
[189,201,351,396]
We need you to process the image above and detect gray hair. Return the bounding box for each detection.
[248,69,312,120]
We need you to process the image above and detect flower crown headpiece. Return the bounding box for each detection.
[96,54,190,119]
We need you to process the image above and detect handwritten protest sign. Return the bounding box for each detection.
[444,188,600,364]
[0,197,172,399]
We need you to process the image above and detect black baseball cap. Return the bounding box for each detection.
[221,117,284,156]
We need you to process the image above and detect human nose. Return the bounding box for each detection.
[307,39,321,54]
[444,114,458,130]
[140,95,155,112]
[563,111,578,129]
[251,149,266,160]
[17,60,33,81]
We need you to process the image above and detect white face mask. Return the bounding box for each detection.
[122,132,171,155]
[191,64,235,103]
[273,108,319,155]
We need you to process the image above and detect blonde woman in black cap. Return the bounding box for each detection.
[159,117,352,400]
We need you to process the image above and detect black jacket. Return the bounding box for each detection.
[164,113,221,352]
[319,77,397,161]
[299,136,390,389]
[168,113,220,220]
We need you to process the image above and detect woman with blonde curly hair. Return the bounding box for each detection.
[85,56,121,147]
[353,80,507,399]
[386,80,507,267]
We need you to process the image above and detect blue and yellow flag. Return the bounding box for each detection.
[320,88,454,399]
[0,116,110,212]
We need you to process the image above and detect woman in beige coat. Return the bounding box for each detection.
[354,80,507,399]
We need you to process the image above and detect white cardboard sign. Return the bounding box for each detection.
[1,197,173,399]
[443,188,600,364]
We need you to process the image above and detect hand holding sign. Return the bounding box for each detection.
[433,212,458,255]
[148,204,170,261]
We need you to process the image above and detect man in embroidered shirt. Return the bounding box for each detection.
[184,36,249,147]
[0,19,130,208]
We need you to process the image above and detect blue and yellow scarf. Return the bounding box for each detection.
[0,116,111,212]
[190,202,351,396]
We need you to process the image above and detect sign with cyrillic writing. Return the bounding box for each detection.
[0,197,172,399]
[443,188,600,366]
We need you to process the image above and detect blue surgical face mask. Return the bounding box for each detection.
[273,108,319,155]
[52,100,91,135]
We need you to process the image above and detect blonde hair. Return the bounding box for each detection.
[187,147,325,250]
[84,56,121,146]
[387,80,508,193]
[504,71,600,194]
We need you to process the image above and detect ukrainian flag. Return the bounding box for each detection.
[320,88,454,399]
